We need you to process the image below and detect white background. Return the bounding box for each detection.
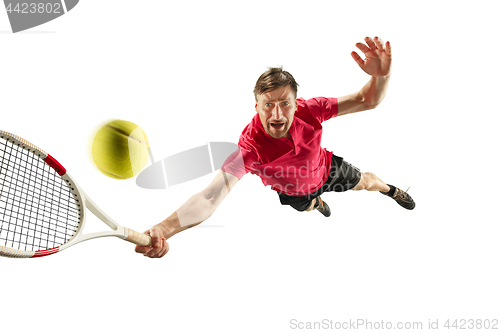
[1,1,499,332]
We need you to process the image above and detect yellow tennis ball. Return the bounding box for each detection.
[91,120,150,179]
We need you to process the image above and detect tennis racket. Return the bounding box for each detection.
[0,130,152,258]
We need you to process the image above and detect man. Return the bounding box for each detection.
[136,36,415,259]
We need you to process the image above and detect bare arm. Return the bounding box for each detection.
[135,170,239,258]
[337,36,392,117]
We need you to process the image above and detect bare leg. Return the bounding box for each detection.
[305,198,317,211]
[352,172,390,192]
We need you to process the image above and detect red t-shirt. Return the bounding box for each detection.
[221,97,338,196]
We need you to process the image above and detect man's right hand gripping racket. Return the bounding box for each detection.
[0,130,152,258]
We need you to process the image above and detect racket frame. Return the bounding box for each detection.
[58,172,131,252]
[0,130,149,258]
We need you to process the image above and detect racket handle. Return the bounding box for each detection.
[125,228,153,246]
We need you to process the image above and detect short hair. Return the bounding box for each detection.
[253,67,299,101]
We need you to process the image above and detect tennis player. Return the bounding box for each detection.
[136,36,415,258]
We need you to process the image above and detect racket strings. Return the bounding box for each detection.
[0,142,75,251]
[0,166,80,220]
[0,138,80,252]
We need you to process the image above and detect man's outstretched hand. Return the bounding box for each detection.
[351,36,391,77]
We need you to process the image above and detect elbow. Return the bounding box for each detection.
[362,94,384,110]
[202,188,217,203]
[361,92,384,110]
[363,101,380,110]
[355,91,380,112]
[358,96,380,111]
[200,188,221,211]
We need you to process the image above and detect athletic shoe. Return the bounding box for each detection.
[315,196,331,217]
[380,185,415,210]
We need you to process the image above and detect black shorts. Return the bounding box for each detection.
[277,154,362,212]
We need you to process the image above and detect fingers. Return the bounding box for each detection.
[357,36,390,54]
[364,36,378,50]
[374,36,384,51]
[375,37,392,56]
[350,51,364,69]
[136,238,169,258]
[149,227,163,247]
[134,229,152,254]
[355,42,371,54]
[134,227,170,258]
[156,239,170,258]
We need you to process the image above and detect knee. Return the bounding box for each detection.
[353,172,374,191]
[364,172,376,182]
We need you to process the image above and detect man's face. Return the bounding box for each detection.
[255,85,297,139]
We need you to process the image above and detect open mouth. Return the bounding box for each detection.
[270,122,285,130]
